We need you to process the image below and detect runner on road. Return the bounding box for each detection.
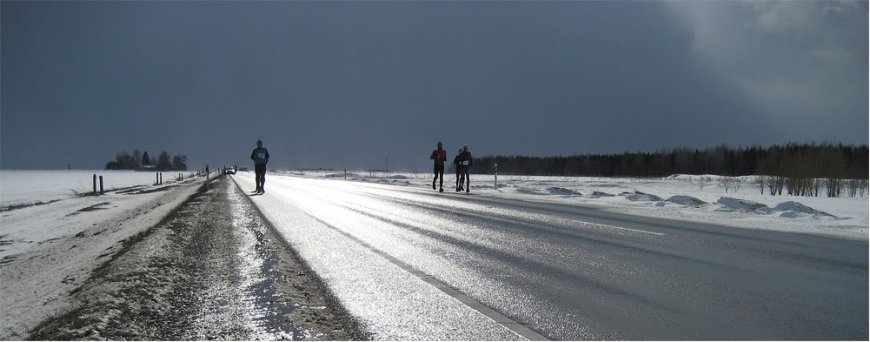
[430,142,447,193]
[458,145,472,193]
[453,148,463,192]
[250,140,270,194]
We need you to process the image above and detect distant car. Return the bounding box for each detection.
[239,167,249,172]
[224,167,236,175]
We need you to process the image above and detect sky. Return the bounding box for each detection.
[1,1,867,171]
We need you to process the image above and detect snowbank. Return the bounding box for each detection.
[664,195,707,207]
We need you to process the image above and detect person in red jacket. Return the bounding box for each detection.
[430,142,447,192]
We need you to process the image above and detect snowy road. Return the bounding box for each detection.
[235,172,868,340]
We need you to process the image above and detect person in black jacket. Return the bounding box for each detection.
[250,140,270,194]
[457,145,472,193]
[453,149,463,192]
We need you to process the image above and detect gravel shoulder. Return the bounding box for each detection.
[28,176,364,340]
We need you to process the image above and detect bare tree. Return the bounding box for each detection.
[756,176,765,195]
[720,176,741,193]
[774,176,785,195]
[860,180,868,197]
[697,176,712,192]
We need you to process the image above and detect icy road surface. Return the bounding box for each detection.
[234,172,868,340]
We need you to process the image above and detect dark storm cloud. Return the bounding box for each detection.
[1,1,866,171]
[664,0,868,143]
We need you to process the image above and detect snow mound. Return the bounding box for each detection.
[717,197,771,213]
[773,201,837,219]
[517,187,546,195]
[377,178,411,186]
[476,184,509,190]
[547,187,582,196]
[621,191,663,202]
[588,191,615,198]
[587,181,623,188]
[665,195,707,207]
[324,172,358,178]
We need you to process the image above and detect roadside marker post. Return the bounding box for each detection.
[494,162,498,191]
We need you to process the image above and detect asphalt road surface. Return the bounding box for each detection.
[237,173,868,340]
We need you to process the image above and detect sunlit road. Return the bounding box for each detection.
[235,173,867,340]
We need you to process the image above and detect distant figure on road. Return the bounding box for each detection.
[453,148,463,192]
[430,142,447,192]
[251,140,270,194]
[458,145,472,193]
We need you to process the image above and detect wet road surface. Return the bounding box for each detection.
[237,173,868,340]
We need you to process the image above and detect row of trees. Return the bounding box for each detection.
[474,143,868,197]
[106,149,187,171]
[756,175,868,197]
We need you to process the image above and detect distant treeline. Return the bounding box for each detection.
[476,143,868,179]
[106,149,188,171]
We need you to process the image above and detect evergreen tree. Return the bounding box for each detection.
[157,151,172,171]
[172,154,188,171]
[475,143,867,181]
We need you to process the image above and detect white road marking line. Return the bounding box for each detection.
[579,221,666,236]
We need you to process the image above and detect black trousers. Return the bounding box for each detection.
[433,164,444,188]
[455,168,461,188]
[255,164,267,190]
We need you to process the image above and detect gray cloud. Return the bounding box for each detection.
[1,1,866,171]
[664,0,868,134]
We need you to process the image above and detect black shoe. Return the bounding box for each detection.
[439,187,444,193]
[432,182,436,190]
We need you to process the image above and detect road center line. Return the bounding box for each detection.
[301,213,550,341]
[579,220,665,236]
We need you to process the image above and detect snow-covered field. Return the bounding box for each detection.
[0,170,207,339]
[278,170,869,241]
[0,170,172,207]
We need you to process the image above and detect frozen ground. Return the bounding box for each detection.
[0,171,207,339]
[279,170,868,241]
